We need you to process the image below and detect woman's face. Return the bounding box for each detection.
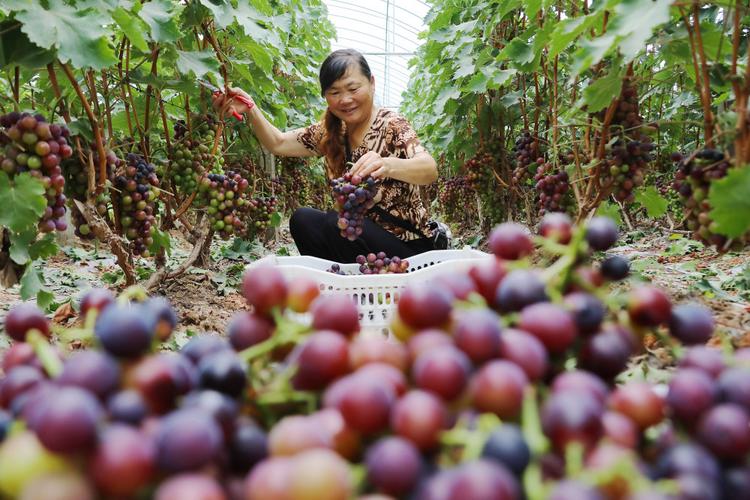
[324,66,375,127]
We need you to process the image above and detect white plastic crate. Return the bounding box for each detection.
[247,248,493,336]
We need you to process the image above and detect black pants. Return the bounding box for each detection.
[289,208,434,263]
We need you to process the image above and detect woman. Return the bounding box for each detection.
[213,49,438,263]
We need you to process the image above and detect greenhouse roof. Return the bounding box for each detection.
[323,0,430,111]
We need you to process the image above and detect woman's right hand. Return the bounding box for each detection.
[211,87,255,117]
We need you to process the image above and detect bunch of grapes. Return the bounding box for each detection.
[170,115,223,195]
[463,149,505,226]
[438,175,476,225]
[356,252,409,274]
[511,131,544,185]
[599,76,653,202]
[463,152,494,192]
[238,195,278,241]
[331,173,377,241]
[533,162,574,216]
[64,148,118,239]
[113,154,159,256]
[273,157,328,212]
[672,149,741,249]
[195,171,250,239]
[0,213,743,500]
[0,112,74,233]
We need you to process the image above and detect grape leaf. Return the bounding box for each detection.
[176,50,221,79]
[270,212,282,228]
[608,0,672,61]
[15,0,117,69]
[29,233,58,260]
[0,172,47,232]
[581,68,624,112]
[499,38,535,67]
[708,167,750,238]
[9,228,36,265]
[523,0,542,19]
[148,227,172,257]
[634,186,668,218]
[112,7,150,52]
[19,261,53,309]
[139,0,182,43]
[0,20,55,69]
[0,0,34,15]
[595,201,622,226]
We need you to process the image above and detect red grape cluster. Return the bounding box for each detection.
[672,149,743,249]
[463,152,495,192]
[273,157,329,212]
[599,76,653,202]
[438,175,476,225]
[534,162,574,216]
[113,154,159,256]
[512,131,544,185]
[237,195,278,241]
[0,216,739,499]
[171,115,222,195]
[195,171,250,239]
[331,173,377,241]
[356,252,409,274]
[462,148,505,226]
[0,112,74,233]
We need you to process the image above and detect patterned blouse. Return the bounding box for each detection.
[295,108,432,241]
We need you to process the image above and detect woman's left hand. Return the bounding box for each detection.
[349,151,391,180]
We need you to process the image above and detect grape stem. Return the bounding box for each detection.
[238,308,309,363]
[541,226,587,294]
[26,329,63,378]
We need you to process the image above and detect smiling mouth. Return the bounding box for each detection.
[342,107,357,114]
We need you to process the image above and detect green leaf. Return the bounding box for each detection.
[708,167,750,238]
[148,227,172,256]
[548,13,601,59]
[9,228,36,265]
[0,20,55,69]
[499,38,535,67]
[464,71,490,94]
[634,186,668,218]
[140,0,183,43]
[270,211,282,228]
[0,0,34,15]
[595,201,622,226]
[244,39,274,73]
[67,118,94,142]
[198,0,236,28]
[0,172,46,232]
[175,50,221,79]
[581,68,624,112]
[608,0,672,60]
[29,233,58,260]
[523,0,542,18]
[19,262,43,302]
[112,7,149,52]
[15,0,117,69]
